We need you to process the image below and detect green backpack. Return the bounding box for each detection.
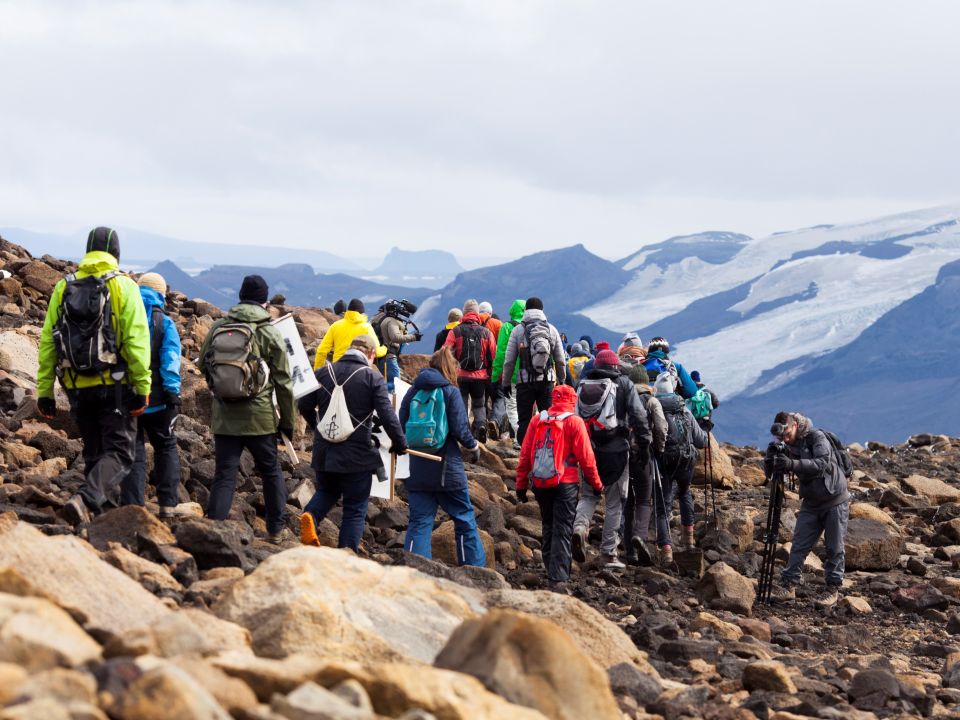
[204,321,271,401]
[405,387,449,450]
[685,388,714,419]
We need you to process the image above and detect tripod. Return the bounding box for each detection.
[756,467,787,605]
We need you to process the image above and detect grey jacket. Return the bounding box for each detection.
[500,309,567,385]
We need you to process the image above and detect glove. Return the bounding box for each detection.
[414,333,423,342]
[391,442,408,456]
[163,390,181,410]
[130,395,149,417]
[772,454,795,472]
[517,489,528,503]
[501,384,512,398]
[278,426,294,442]
[464,445,481,464]
[592,486,603,498]
[698,417,715,433]
[37,397,56,419]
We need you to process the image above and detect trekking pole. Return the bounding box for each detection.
[652,459,673,550]
[707,431,718,529]
[756,468,786,605]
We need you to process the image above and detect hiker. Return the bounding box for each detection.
[477,301,502,340]
[477,300,503,437]
[434,308,462,351]
[37,227,151,524]
[332,299,346,318]
[617,332,646,370]
[443,299,496,442]
[516,384,602,585]
[623,365,667,565]
[579,340,611,376]
[571,349,652,570]
[199,274,295,543]
[652,373,708,564]
[313,298,383,370]
[491,299,525,443]
[298,335,407,550]
[565,342,591,388]
[689,370,721,431]
[765,412,849,607]
[375,299,421,394]
[643,337,698,399]
[399,347,485,566]
[119,272,183,516]
[578,335,595,355]
[500,297,567,445]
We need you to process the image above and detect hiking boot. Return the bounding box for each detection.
[474,423,487,444]
[487,419,500,442]
[814,585,840,609]
[571,528,588,563]
[547,580,572,594]
[767,584,797,604]
[268,528,293,546]
[601,554,626,571]
[512,440,521,451]
[681,525,696,550]
[158,504,193,519]
[631,536,654,567]
[300,513,321,547]
[658,544,673,567]
[62,495,91,526]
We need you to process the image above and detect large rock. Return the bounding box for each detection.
[434,609,621,720]
[213,546,485,663]
[0,331,39,381]
[18,260,61,295]
[174,518,255,571]
[484,589,658,675]
[106,607,251,658]
[113,663,232,720]
[742,660,797,694]
[696,562,755,616]
[693,433,736,489]
[432,520,496,570]
[0,593,101,671]
[845,503,904,571]
[901,474,960,505]
[87,506,176,552]
[271,681,371,720]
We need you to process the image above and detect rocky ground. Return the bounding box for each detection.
[0,235,959,719]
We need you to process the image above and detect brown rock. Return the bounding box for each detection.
[113,664,232,720]
[0,593,102,671]
[0,662,28,704]
[693,434,736,488]
[87,505,176,552]
[902,474,960,504]
[845,503,904,571]
[696,562,755,616]
[18,260,61,295]
[689,611,743,641]
[742,660,797,694]
[173,658,259,716]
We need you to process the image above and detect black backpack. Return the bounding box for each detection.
[370,311,387,346]
[659,394,697,470]
[456,323,486,371]
[148,306,166,400]
[53,272,121,376]
[818,428,853,478]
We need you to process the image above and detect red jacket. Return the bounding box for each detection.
[444,312,497,380]
[516,385,602,492]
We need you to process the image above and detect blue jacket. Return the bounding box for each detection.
[643,350,698,399]
[399,368,477,492]
[140,286,181,413]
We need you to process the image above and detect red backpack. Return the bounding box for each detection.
[528,411,573,488]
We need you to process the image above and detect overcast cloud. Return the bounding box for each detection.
[1,0,958,260]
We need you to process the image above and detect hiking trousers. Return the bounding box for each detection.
[206,434,288,536]
[458,378,487,429]
[405,487,486,567]
[534,483,579,582]
[120,406,182,508]
[492,384,518,436]
[624,452,654,542]
[574,460,630,557]
[516,380,554,445]
[71,386,137,512]
[782,500,849,587]
[304,470,372,550]
[654,458,695,547]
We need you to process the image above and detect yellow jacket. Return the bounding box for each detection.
[313,310,383,369]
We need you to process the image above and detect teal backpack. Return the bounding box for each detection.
[685,388,714,419]
[405,387,449,450]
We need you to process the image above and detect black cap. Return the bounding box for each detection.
[347,298,364,313]
[86,227,120,260]
[239,274,269,304]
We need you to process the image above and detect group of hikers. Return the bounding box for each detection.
[35,227,850,606]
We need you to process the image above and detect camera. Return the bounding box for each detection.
[384,299,418,318]
[766,441,786,456]
[769,422,787,438]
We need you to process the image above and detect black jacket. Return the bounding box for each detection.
[765,428,848,509]
[298,350,406,473]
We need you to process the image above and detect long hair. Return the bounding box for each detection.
[429,347,460,385]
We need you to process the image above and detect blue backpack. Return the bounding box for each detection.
[405,387,449,450]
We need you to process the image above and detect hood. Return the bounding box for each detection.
[77,250,119,276]
[584,366,620,381]
[521,308,546,323]
[227,303,272,323]
[509,299,526,323]
[413,367,452,390]
[139,286,164,310]
[548,384,577,413]
[461,311,483,325]
[578,335,594,352]
[635,383,653,395]
[653,373,678,395]
[478,312,491,323]
[790,413,813,440]
[343,310,369,325]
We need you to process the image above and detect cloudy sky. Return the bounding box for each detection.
[2,0,958,261]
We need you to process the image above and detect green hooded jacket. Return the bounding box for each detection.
[198,303,296,436]
[37,251,151,398]
[491,299,525,385]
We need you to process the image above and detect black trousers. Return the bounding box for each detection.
[206,434,288,535]
[120,407,182,508]
[516,381,554,445]
[71,386,137,512]
[458,378,488,428]
[623,451,653,542]
[534,483,579,582]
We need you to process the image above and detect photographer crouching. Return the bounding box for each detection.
[763,411,849,608]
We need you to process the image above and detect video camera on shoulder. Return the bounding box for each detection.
[384,299,418,318]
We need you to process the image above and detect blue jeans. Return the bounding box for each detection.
[385,355,401,394]
[304,471,372,550]
[782,501,849,587]
[405,487,486,567]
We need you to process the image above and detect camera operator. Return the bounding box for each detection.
[380,300,421,394]
[763,411,849,607]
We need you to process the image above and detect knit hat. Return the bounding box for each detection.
[648,336,669,353]
[653,373,678,395]
[447,308,463,323]
[333,299,346,316]
[478,301,492,315]
[621,332,643,348]
[348,298,364,313]
[569,342,584,356]
[595,341,611,352]
[239,274,269,304]
[138,272,167,295]
[691,370,701,384]
[629,365,650,385]
[595,349,620,368]
[463,299,479,314]
[525,297,543,311]
[86,226,120,260]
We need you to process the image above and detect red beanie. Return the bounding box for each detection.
[595,341,611,351]
[596,349,620,367]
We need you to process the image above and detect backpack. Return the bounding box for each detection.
[644,355,677,383]
[204,321,271,401]
[370,311,387,346]
[568,356,588,385]
[456,323,486,371]
[148,306,166,399]
[317,364,371,443]
[529,411,573,488]
[818,428,853,479]
[659,394,697,470]
[53,271,121,376]
[576,377,619,436]
[522,319,552,376]
[405,387,449,450]
[685,388,714,419]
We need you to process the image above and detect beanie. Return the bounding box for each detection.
[138,272,167,295]
[447,308,463,323]
[595,349,620,368]
[463,299,479,314]
[348,298,364,313]
[86,226,120,260]
[595,341,611,352]
[569,342,584,356]
[648,336,670,353]
[478,301,492,315]
[525,297,543,311]
[333,299,346,316]
[239,274,269,304]
[629,365,650,385]
[691,370,701,384]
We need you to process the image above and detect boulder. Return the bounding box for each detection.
[174,518,255,571]
[689,611,743,641]
[431,520,496,570]
[901,474,960,505]
[213,546,484,663]
[607,662,663,706]
[434,609,621,720]
[113,663,232,720]
[87,506,176,552]
[172,658,259,717]
[742,660,797,693]
[0,593,101,671]
[210,652,329,702]
[101,544,184,595]
[18,260,61,295]
[0,662,28,705]
[105,607,251,658]
[15,667,97,706]
[845,503,905,571]
[891,584,949,613]
[693,433,736,489]
[696,562,755,615]
[271,681,372,720]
